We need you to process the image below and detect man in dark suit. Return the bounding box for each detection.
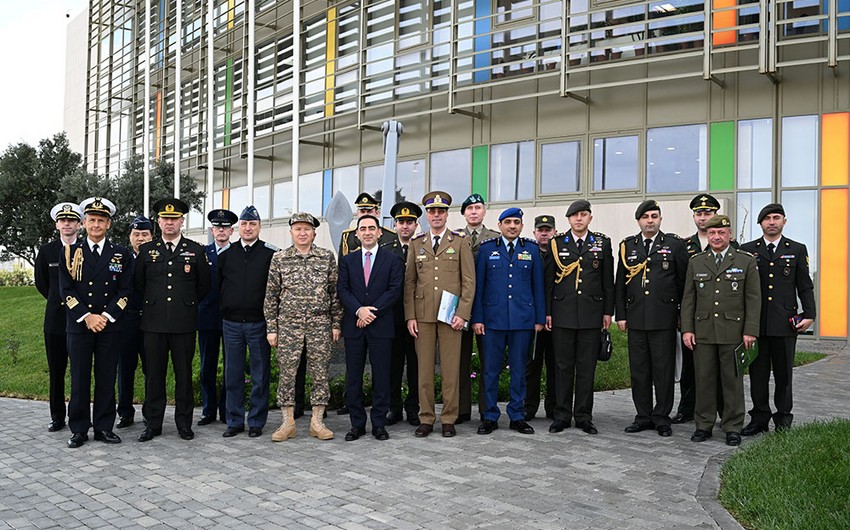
[741,203,815,434]
[615,200,688,437]
[382,201,422,427]
[472,208,545,436]
[337,215,404,441]
[116,216,153,428]
[525,215,557,421]
[545,199,614,435]
[34,202,81,432]
[196,208,236,426]
[135,198,211,442]
[59,197,133,448]
[219,206,277,438]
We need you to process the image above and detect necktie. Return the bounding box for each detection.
[576,239,583,252]
[433,235,440,254]
[471,231,478,246]
[92,243,100,262]
[644,238,652,256]
[767,242,775,258]
[402,244,409,261]
[364,251,372,286]
[715,252,723,267]
[508,241,515,258]
[244,244,251,254]
[166,242,174,253]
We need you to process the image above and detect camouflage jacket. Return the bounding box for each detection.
[263,244,342,333]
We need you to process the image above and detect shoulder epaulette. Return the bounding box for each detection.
[593,231,609,239]
[664,232,681,239]
[342,227,355,234]
[380,239,399,247]
[689,252,704,260]
[479,236,498,245]
[735,248,755,257]
[382,226,397,234]
[264,242,280,251]
[412,233,427,240]
[451,229,466,237]
[521,236,536,244]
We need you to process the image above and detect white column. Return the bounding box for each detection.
[206,0,215,219]
[247,0,256,203]
[291,0,301,213]
[143,0,151,215]
[175,0,182,197]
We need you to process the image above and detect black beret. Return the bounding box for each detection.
[566,199,591,217]
[757,203,785,224]
[635,200,661,220]
[690,194,720,212]
[460,194,485,214]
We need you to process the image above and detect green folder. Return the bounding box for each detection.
[734,340,759,377]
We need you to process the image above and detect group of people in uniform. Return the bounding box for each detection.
[34,188,815,448]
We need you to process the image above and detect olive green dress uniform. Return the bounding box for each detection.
[404,222,475,427]
[458,224,500,421]
[680,242,760,435]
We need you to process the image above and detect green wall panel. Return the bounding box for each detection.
[472,145,489,200]
[710,121,734,191]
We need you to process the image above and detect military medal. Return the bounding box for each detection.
[731,281,738,291]
[592,259,599,269]
[662,261,669,270]
[185,264,191,273]
[784,267,791,276]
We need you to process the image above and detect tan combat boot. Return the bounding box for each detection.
[309,406,333,440]
[272,407,296,442]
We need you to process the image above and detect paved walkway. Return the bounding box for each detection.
[0,348,847,530]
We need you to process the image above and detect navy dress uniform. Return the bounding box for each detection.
[59,197,133,448]
[741,203,816,433]
[614,200,689,436]
[544,200,614,435]
[135,198,211,442]
[34,202,82,431]
[196,208,237,425]
[525,215,557,421]
[471,208,545,434]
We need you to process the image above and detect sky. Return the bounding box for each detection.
[0,0,89,152]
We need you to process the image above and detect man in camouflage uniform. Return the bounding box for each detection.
[264,212,342,442]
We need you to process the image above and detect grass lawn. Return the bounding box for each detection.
[719,419,850,529]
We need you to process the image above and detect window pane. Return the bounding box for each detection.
[298,172,323,217]
[781,115,818,187]
[647,124,708,193]
[737,119,773,189]
[736,191,772,243]
[430,149,471,202]
[363,159,426,204]
[254,185,270,220]
[780,189,818,273]
[229,185,249,214]
[399,0,429,50]
[273,181,293,218]
[490,141,534,201]
[593,136,638,190]
[541,141,581,194]
[332,165,359,205]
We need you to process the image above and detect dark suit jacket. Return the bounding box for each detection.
[197,243,224,331]
[741,236,816,337]
[337,247,404,339]
[58,239,134,334]
[35,239,74,335]
[135,237,211,334]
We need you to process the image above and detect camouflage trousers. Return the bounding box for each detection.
[275,317,333,407]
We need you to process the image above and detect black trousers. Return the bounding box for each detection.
[389,323,418,417]
[117,312,146,419]
[552,327,600,424]
[525,329,555,419]
[295,346,307,412]
[628,328,676,426]
[749,335,797,428]
[143,332,196,431]
[43,332,69,422]
[345,335,392,429]
[197,329,226,420]
[67,332,119,433]
[459,329,485,418]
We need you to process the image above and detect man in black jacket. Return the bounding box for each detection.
[34,202,82,432]
[219,206,278,438]
[135,198,211,442]
[740,203,816,434]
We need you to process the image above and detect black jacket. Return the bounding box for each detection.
[217,240,277,322]
[35,239,74,335]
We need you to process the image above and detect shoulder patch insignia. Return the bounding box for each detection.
[117,297,128,310]
[66,296,79,309]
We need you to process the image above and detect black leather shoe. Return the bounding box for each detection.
[222,426,244,438]
[657,425,672,437]
[510,420,534,434]
[441,424,456,437]
[414,424,433,437]
[336,405,349,415]
[407,412,421,426]
[94,430,121,444]
[549,420,569,433]
[48,420,66,432]
[372,426,389,440]
[197,416,215,426]
[524,412,536,421]
[671,412,693,424]
[116,417,134,429]
[726,432,742,446]
[178,427,195,440]
[386,411,402,426]
[690,429,712,442]
[67,432,88,448]
[248,427,262,438]
[477,420,498,435]
[577,421,598,435]
[138,428,160,442]
[345,426,366,441]
[624,422,654,433]
[456,413,471,425]
[741,422,769,436]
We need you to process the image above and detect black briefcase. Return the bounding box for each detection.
[598,329,613,362]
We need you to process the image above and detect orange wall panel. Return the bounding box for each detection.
[819,189,849,337]
[822,112,850,186]
[713,0,737,46]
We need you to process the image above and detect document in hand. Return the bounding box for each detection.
[734,339,759,377]
[437,290,459,325]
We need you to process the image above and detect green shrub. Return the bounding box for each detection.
[0,266,34,286]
